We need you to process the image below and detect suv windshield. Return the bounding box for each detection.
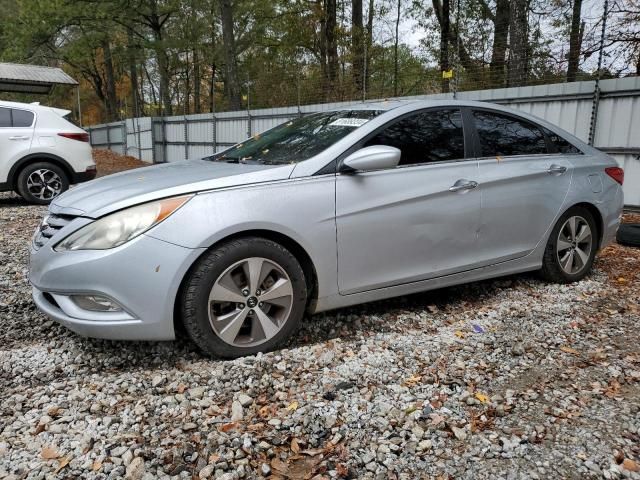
[209,110,382,165]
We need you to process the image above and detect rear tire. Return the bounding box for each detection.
[181,237,307,358]
[616,224,640,248]
[540,206,598,283]
[16,162,69,205]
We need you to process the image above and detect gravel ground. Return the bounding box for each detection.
[1,181,639,479]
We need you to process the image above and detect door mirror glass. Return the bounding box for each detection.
[342,145,401,172]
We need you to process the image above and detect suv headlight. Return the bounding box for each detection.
[55,196,191,251]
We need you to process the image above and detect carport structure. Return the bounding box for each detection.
[0,62,81,124]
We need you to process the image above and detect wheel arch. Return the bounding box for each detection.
[9,153,75,190]
[173,228,319,336]
[569,202,604,250]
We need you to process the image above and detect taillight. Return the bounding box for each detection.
[58,132,89,142]
[605,167,624,185]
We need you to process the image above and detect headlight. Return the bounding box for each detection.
[55,196,191,251]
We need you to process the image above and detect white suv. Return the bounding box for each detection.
[0,100,96,204]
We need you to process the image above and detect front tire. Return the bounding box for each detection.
[181,237,308,358]
[16,162,69,205]
[540,206,598,283]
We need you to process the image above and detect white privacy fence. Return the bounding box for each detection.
[87,77,640,206]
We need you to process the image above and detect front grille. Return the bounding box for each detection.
[33,213,77,249]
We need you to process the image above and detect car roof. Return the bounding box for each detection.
[334,98,516,112]
[0,99,48,111]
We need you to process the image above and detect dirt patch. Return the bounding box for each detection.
[92,149,149,177]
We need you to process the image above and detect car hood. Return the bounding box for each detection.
[51,159,295,218]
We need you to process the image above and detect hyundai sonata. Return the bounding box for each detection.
[29,100,624,358]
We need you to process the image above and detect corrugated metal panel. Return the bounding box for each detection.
[0,62,78,86]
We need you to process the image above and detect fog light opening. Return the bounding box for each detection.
[72,295,123,312]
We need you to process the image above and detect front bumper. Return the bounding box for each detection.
[30,232,205,341]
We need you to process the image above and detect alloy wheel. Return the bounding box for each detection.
[26,169,62,201]
[207,257,294,347]
[556,215,593,275]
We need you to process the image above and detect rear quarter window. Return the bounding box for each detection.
[12,109,35,127]
[542,127,582,154]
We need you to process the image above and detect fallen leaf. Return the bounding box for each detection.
[220,422,238,432]
[454,330,466,339]
[336,463,349,478]
[300,448,325,456]
[258,405,270,418]
[402,374,421,387]
[177,384,186,394]
[287,401,299,412]
[55,456,71,473]
[560,346,580,355]
[291,437,301,454]
[474,392,490,404]
[247,422,264,431]
[41,446,60,459]
[34,423,46,435]
[622,459,639,472]
[92,460,102,471]
[271,457,289,474]
[208,453,220,463]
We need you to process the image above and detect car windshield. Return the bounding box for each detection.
[208,110,382,165]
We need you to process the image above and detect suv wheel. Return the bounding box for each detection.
[181,237,308,358]
[16,162,69,205]
[540,206,598,283]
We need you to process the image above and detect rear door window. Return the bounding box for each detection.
[0,107,11,127]
[472,110,548,157]
[364,109,465,166]
[12,109,35,127]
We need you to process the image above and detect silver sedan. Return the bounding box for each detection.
[29,100,624,358]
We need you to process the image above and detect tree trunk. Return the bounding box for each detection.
[101,38,118,121]
[508,0,528,87]
[489,0,510,88]
[393,0,400,96]
[439,0,450,93]
[567,0,583,82]
[220,0,242,110]
[365,0,374,95]
[325,0,338,90]
[210,63,217,113]
[127,31,142,118]
[352,0,364,95]
[193,49,201,113]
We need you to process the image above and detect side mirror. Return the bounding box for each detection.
[341,145,401,173]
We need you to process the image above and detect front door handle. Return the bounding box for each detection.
[547,164,567,175]
[9,135,30,140]
[449,179,479,192]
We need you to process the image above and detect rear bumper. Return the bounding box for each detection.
[71,167,97,184]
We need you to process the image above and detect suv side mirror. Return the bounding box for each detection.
[341,145,401,173]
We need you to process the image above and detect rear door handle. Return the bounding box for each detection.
[9,135,30,140]
[449,180,479,192]
[547,164,567,175]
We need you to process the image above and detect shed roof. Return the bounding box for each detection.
[0,62,78,94]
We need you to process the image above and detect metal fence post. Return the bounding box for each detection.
[162,117,167,163]
[106,125,111,151]
[150,117,157,163]
[588,0,609,146]
[212,112,217,154]
[246,77,252,138]
[184,115,189,160]
[122,121,127,157]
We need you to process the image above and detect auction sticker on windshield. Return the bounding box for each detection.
[329,118,370,127]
